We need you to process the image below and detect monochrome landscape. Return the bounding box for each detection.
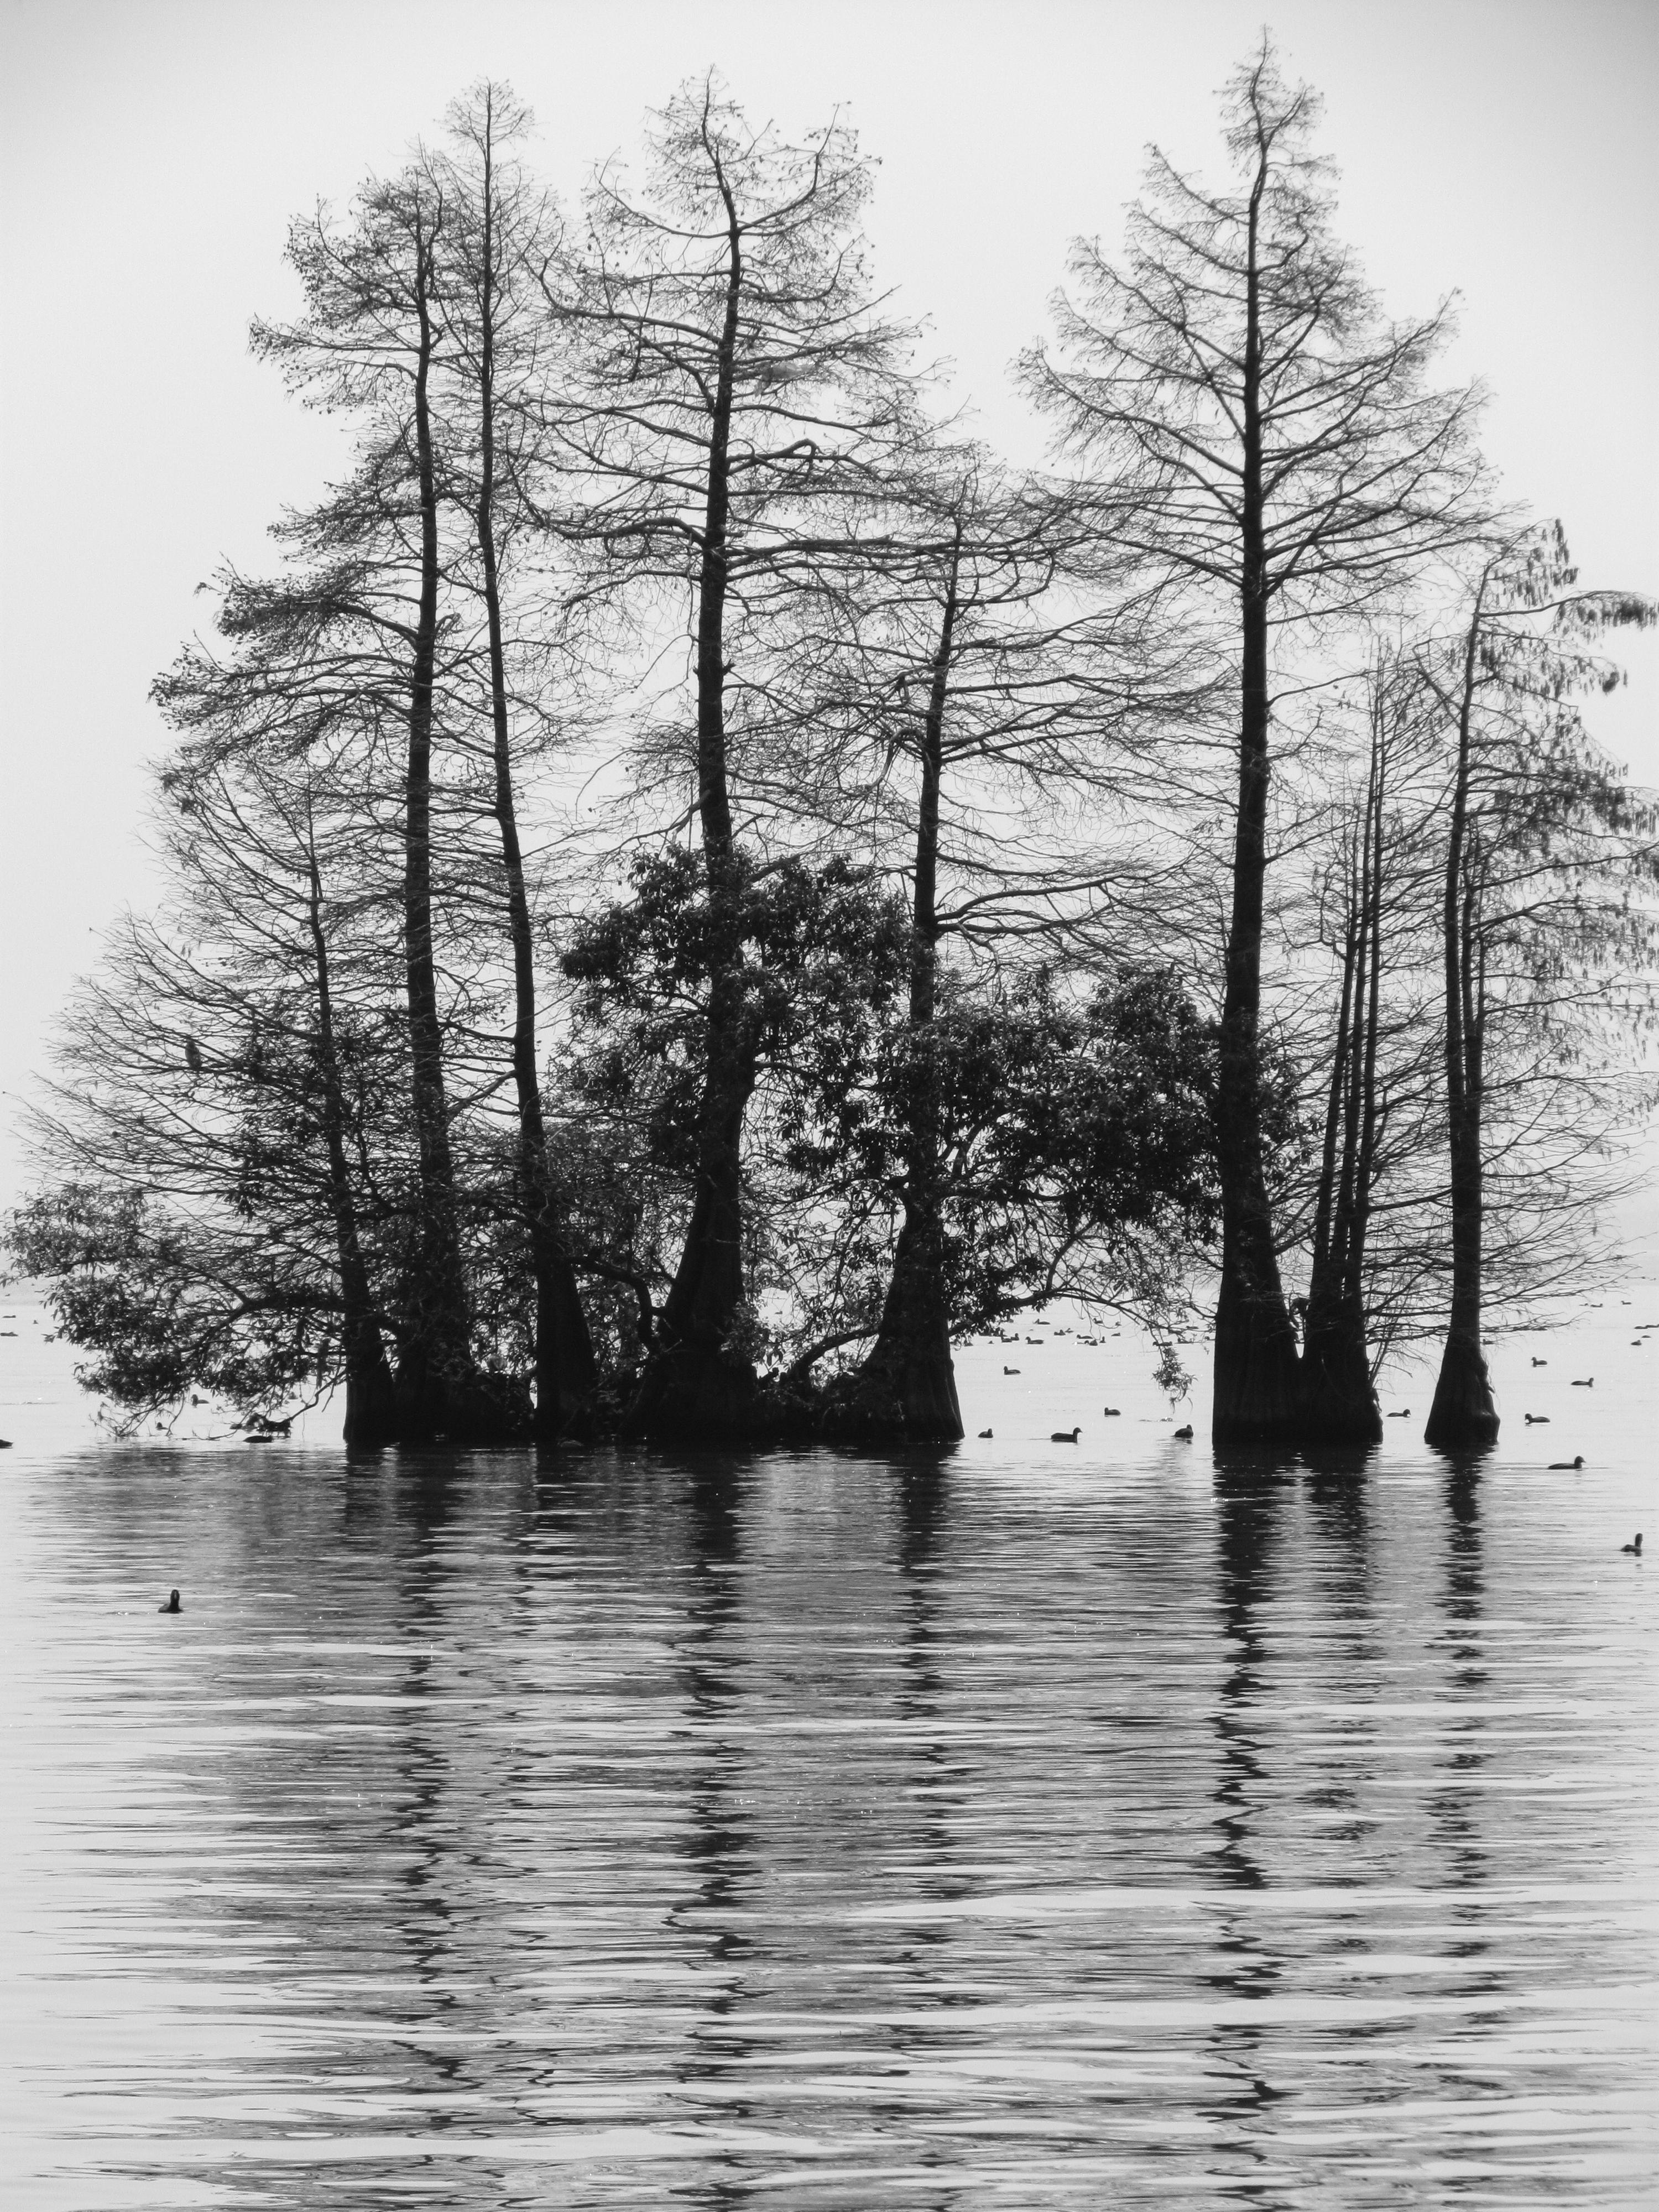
[1,5,1655,2204]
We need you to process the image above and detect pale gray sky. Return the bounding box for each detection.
[2,0,1655,1203]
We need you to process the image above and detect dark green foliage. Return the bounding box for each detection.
[562,847,911,1183]
[791,965,1220,1342]
[559,843,1220,1378]
[9,1183,339,1421]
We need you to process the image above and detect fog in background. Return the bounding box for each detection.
[2,0,1654,1216]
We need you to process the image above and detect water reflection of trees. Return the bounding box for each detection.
[660,1458,759,2129]
[1203,1453,1292,2159]
[40,1429,1587,2210]
[1431,1453,1495,1966]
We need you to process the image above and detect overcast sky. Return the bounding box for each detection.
[1,0,1655,1204]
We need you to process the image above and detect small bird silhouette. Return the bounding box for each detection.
[1620,1533,1643,1554]
[1524,1413,1550,1424]
[0,1438,12,1449]
[1050,1426,1082,1443]
[1548,1457,1585,1470]
[1572,1378,1594,1387]
[1531,1356,1547,1366]
[1003,1365,1021,1375]
[1386,1408,1410,1418]
[978,1427,993,1438]
[1102,1405,1121,1416]
[1173,1423,1194,1441]
[184,1036,202,1073]
[159,1589,181,1614]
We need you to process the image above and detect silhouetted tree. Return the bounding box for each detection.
[1416,526,1657,1447]
[1024,40,1488,1443]
[436,84,599,1437]
[811,458,1210,1438]
[548,76,921,1436]
[248,159,508,1436]
[11,738,407,1434]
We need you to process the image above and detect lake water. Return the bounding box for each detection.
[2,1297,1655,2208]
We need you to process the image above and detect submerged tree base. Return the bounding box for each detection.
[1298,1326,1384,1446]
[1423,1338,1499,1449]
[368,1363,533,1447]
[821,1348,965,1445]
[341,1365,399,1448]
[621,1342,763,1442]
[581,1342,969,1451]
[1211,1283,1305,1448]
[326,1298,967,1452]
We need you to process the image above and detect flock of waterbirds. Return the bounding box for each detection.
[972,1310,1643,1552]
[979,1314,1625,1454]
[0,1300,1644,1568]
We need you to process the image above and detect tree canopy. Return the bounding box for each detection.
[8,53,1655,1452]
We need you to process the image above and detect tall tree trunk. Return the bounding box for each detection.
[1212,161,1302,1446]
[626,179,759,1440]
[471,111,597,1442]
[304,828,397,1445]
[1301,724,1383,1443]
[1308,898,1358,1310]
[1425,602,1499,1448]
[395,206,483,1441]
[832,533,965,1442]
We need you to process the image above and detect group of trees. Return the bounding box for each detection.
[9,50,1656,1452]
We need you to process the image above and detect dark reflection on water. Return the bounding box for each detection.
[4,1435,1656,2208]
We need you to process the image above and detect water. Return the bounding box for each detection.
[2,1302,1656,2207]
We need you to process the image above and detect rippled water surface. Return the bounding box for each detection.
[3,1307,1656,2208]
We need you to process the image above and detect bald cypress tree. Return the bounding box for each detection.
[1024,41,1488,1445]
[551,77,921,1438]
[1416,527,1657,1448]
[436,84,599,1439]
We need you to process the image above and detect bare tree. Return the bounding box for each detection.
[1023,39,1488,1444]
[252,160,509,1438]
[1415,525,1657,1446]
[435,84,599,1438]
[11,727,408,1436]
[810,459,1213,1438]
[547,76,922,1437]
[1298,666,1400,1439]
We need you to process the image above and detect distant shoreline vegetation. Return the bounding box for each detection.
[6,48,1655,1452]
